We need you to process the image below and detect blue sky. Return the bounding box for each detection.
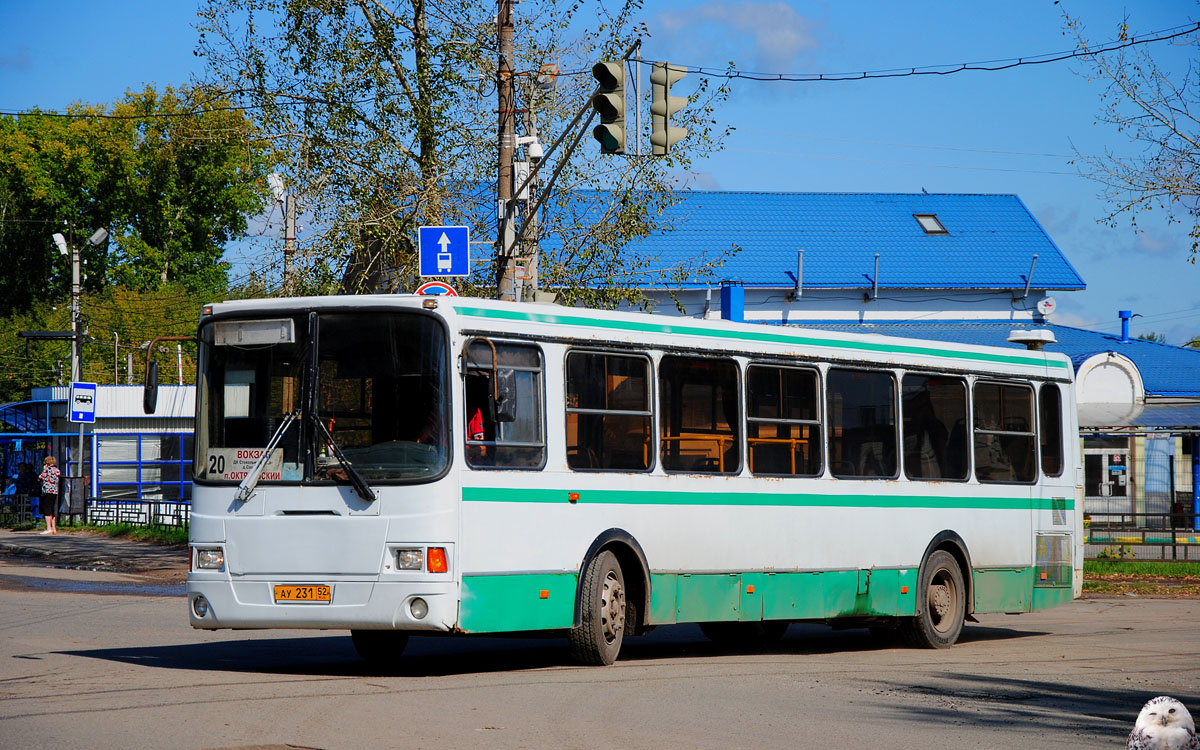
[1,1,1197,343]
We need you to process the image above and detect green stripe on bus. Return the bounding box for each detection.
[462,486,1073,512]
[456,305,1068,369]
[458,566,1053,632]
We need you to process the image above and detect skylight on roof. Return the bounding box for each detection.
[914,213,948,234]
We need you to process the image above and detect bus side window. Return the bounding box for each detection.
[901,374,969,481]
[746,364,822,476]
[660,355,741,474]
[827,368,898,479]
[1039,383,1064,477]
[463,341,545,470]
[973,381,1036,483]
[566,351,652,471]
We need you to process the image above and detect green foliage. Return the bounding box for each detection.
[1135,331,1167,344]
[0,282,264,406]
[1094,544,1134,560]
[0,85,270,315]
[196,0,735,302]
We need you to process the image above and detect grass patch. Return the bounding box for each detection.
[1084,560,1200,578]
[76,523,188,547]
[1083,580,1200,597]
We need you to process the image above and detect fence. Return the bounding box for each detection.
[1085,512,1200,561]
[86,499,191,528]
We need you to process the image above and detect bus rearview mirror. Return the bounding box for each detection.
[143,361,159,414]
[494,368,517,423]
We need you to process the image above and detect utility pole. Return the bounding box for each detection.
[496,0,517,301]
[283,193,296,294]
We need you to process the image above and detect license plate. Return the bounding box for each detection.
[273,584,332,604]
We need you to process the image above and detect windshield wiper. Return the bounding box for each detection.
[235,410,300,503]
[312,414,377,503]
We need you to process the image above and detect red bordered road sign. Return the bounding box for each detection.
[415,281,458,296]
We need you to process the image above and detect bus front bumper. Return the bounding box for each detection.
[186,577,459,631]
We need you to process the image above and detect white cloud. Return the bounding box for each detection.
[652,1,819,72]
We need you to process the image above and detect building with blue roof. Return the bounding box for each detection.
[625,192,1084,324]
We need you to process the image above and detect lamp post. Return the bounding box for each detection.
[52,227,108,520]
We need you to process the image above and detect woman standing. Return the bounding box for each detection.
[37,456,60,535]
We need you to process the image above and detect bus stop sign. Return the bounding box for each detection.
[69,381,97,423]
[418,226,470,277]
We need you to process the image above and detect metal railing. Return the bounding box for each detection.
[1085,512,1200,560]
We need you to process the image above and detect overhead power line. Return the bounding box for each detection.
[655,21,1200,83]
[2,21,1196,120]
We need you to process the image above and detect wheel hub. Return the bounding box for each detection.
[601,571,625,644]
[930,583,951,619]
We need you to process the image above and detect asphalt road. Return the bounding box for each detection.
[1,557,1198,750]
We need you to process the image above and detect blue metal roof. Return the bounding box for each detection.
[612,192,1085,291]
[794,321,1200,398]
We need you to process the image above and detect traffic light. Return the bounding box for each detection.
[591,61,625,154]
[651,62,688,156]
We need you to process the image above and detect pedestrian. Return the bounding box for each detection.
[37,456,60,535]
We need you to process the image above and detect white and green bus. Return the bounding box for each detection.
[179,294,1082,665]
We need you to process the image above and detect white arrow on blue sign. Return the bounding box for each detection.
[418,225,470,277]
[69,381,97,424]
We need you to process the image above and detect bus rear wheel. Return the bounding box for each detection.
[900,549,966,648]
[568,550,626,665]
[700,620,789,650]
[350,629,409,666]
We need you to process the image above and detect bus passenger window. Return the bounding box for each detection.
[827,369,897,479]
[746,365,821,476]
[566,352,652,471]
[1039,383,1064,477]
[901,374,968,481]
[973,382,1036,483]
[660,356,740,474]
[463,341,545,469]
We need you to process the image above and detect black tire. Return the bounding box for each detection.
[700,620,789,649]
[568,550,626,665]
[899,549,966,648]
[350,629,410,666]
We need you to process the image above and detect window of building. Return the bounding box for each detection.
[746,364,821,476]
[973,382,1036,483]
[827,368,898,479]
[914,213,948,234]
[1039,383,1064,477]
[464,340,545,469]
[660,356,740,474]
[902,374,969,481]
[98,433,193,501]
[566,351,652,471]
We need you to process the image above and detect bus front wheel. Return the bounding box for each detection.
[900,549,965,649]
[568,550,626,665]
[350,629,409,666]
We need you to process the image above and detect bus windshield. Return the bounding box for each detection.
[196,311,449,484]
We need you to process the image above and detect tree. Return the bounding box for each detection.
[196,0,733,305]
[1135,331,1168,344]
[1064,13,1200,259]
[0,85,271,316]
[1185,335,1200,349]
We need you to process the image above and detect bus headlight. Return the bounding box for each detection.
[195,548,225,570]
[396,549,423,570]
[192,595,210,618]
